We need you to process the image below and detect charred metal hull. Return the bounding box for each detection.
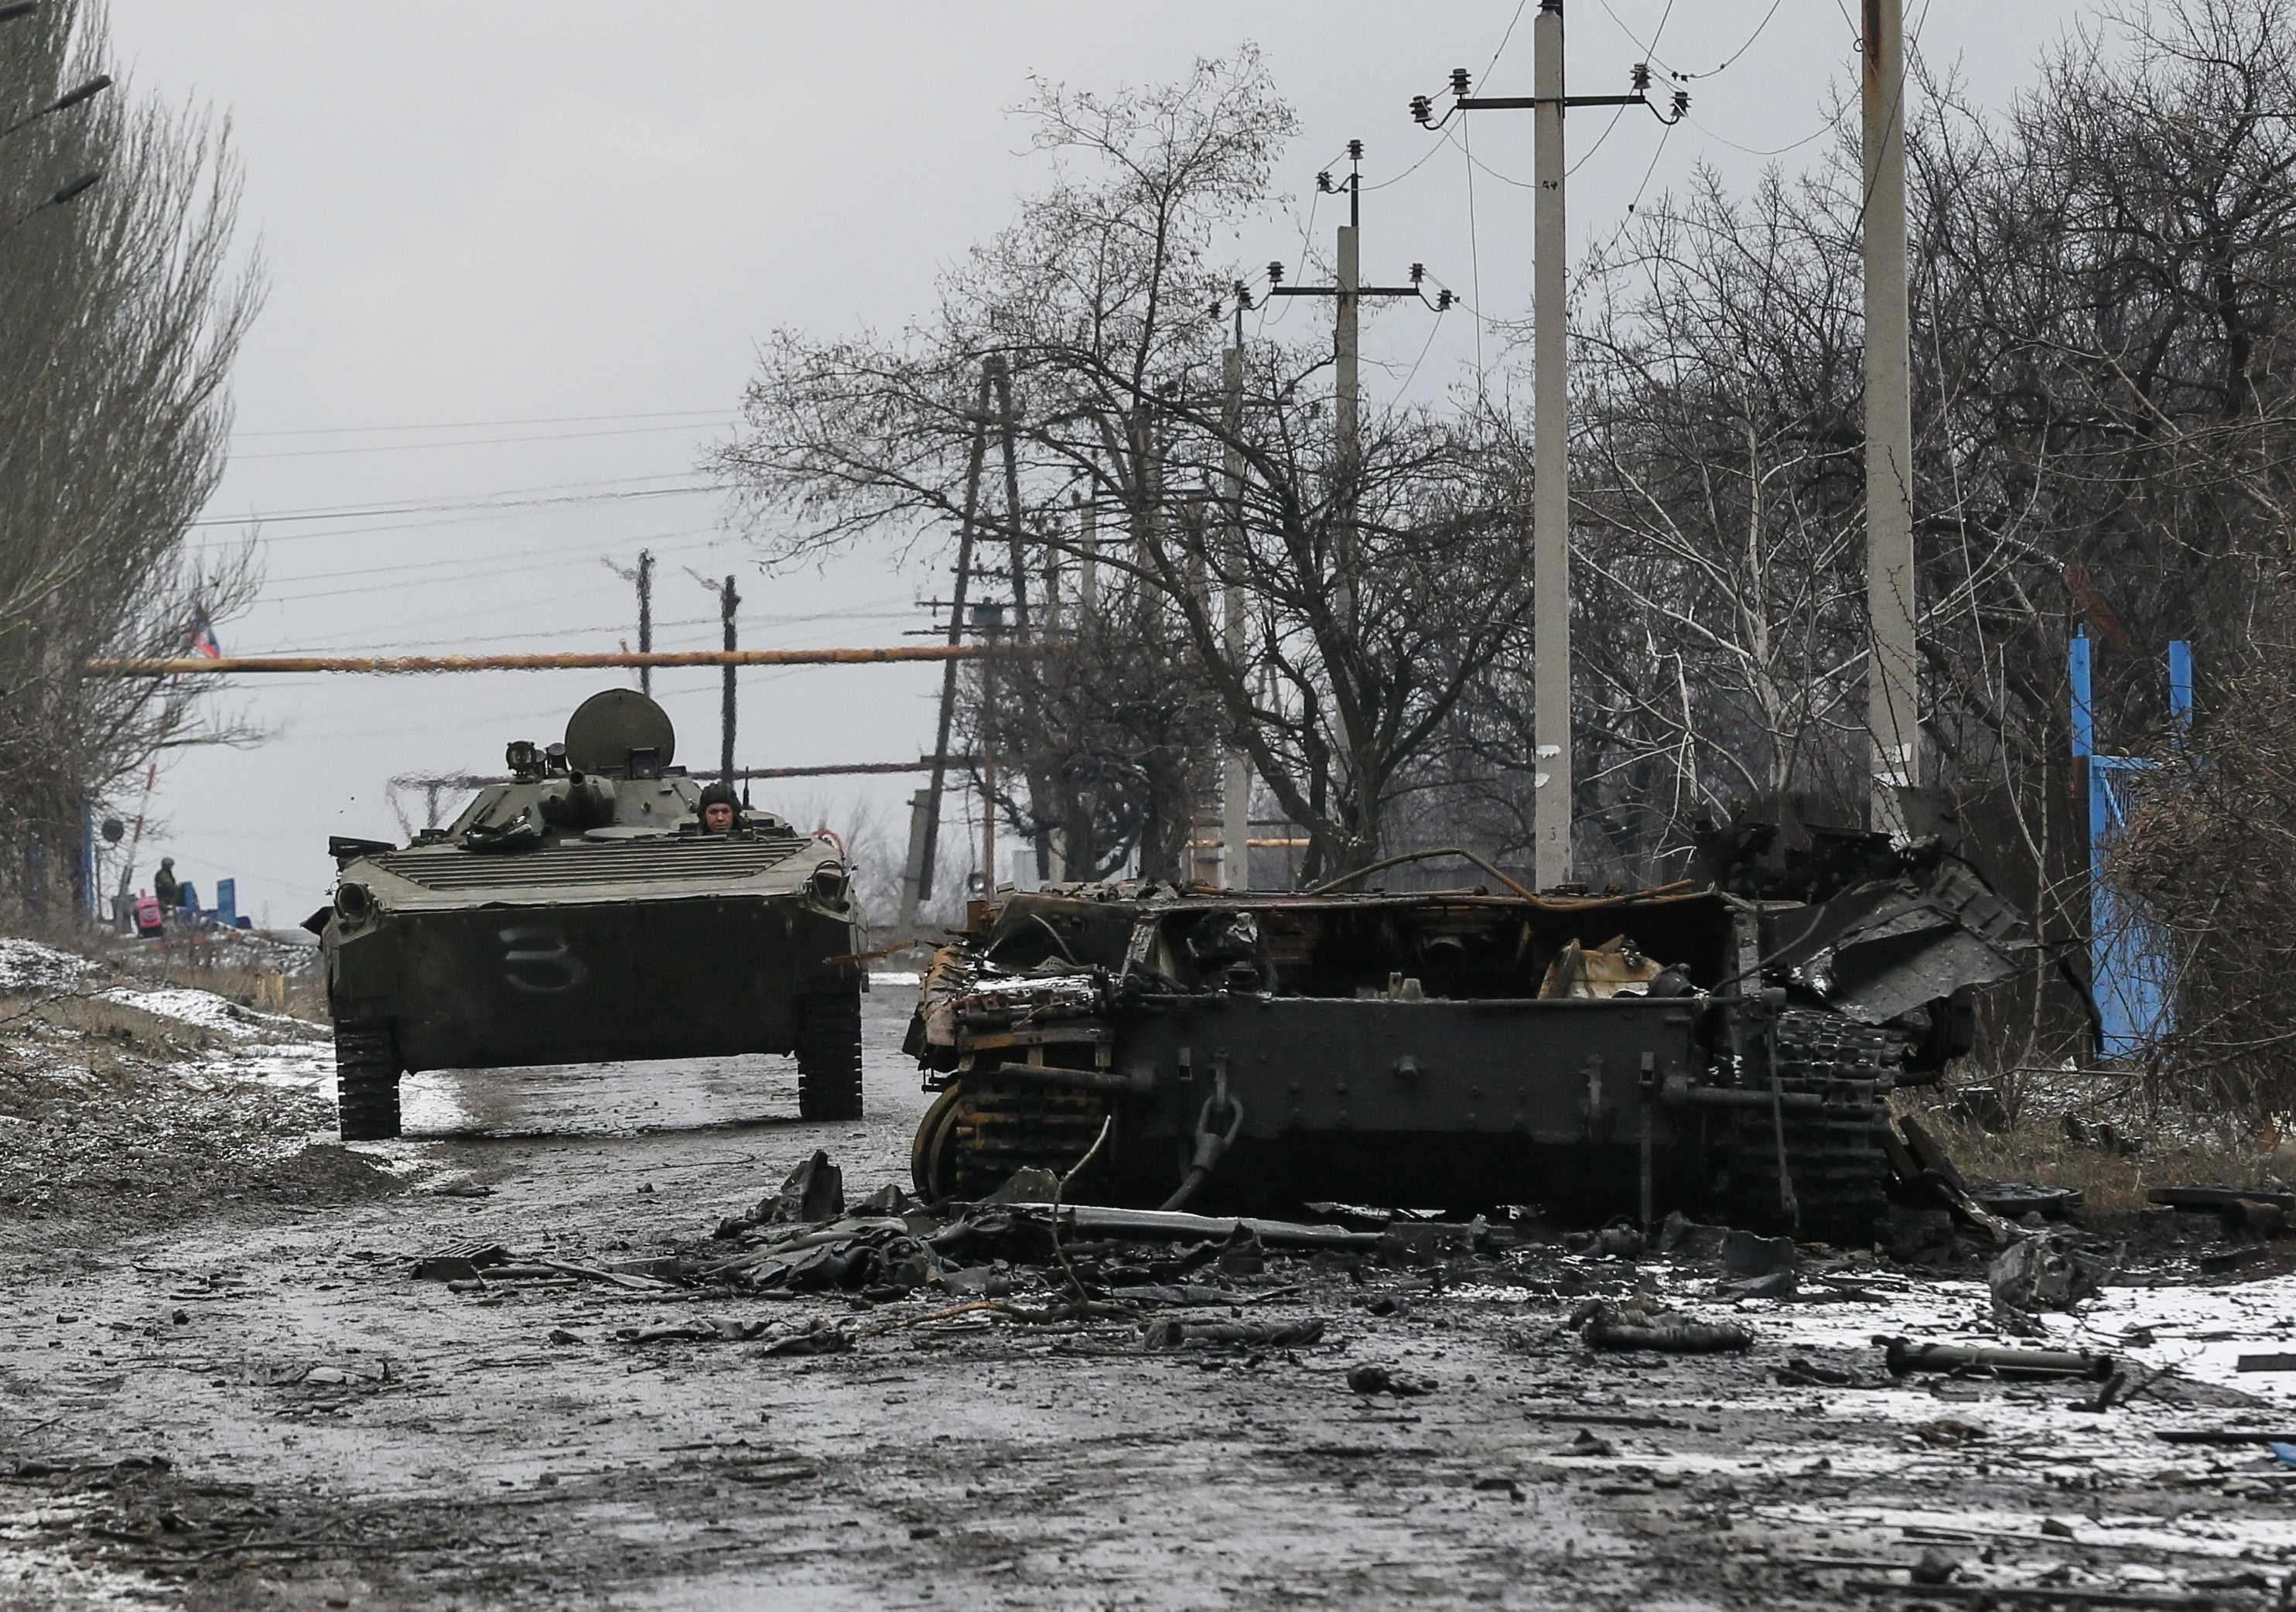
[910,852,2030,1237]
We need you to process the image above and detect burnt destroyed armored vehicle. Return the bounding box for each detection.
[312,689,866,1141]
[907,813,2029,1241]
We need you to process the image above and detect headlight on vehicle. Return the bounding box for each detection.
[334,882,374,923]
[810,862,850,908]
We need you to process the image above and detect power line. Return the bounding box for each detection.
[1565,104,1629,178]
[258,529,733,605]
[184,480,723,546]
[189,489,727,552]
[1597,0,1774,82]
[233,420,729,461]
[238,602,916,658]
[1686,111,1834,159]
[233,406,731,440]
[1682,0,1787,80]
[185,471,716,528]
[1392,308,1447,401]
[259,525,726,589]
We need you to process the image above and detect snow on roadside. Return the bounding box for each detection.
[0,938,93,994]
[97,985,321,1042]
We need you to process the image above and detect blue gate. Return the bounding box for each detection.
[2069,636,2190,1058]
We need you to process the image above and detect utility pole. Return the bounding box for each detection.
[1078,491,1098,620]
[1266,141,1450,861]
[637,550,653,696]
[1426,14,1686,888]
[917,364,996,912]
[1221,298,1251,890]
[719,573,739,784]
[690,570,741,784]
[976,605,1003,897]
[603,548,655,695]
[1531,3,1570,890]
[1862,0,1918,832]
[989,353,1057,879]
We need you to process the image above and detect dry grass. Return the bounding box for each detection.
[1898,1087,2279,1213]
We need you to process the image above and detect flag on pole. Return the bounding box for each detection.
[186,606,221,659]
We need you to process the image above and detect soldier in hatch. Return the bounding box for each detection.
[698,781,741,835]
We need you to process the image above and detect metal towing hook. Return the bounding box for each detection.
[1161,1064,1245,1213]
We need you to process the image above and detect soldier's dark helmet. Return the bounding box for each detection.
[697,781,740,827]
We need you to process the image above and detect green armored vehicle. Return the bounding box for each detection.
[312,689,866,1141]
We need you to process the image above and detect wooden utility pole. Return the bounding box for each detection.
[689,572,742,784]
[1863,0,1918,831]
[603,548,656,695]
[1436,15,1683,887]
[637,550,654,696]
[720,573,739,784]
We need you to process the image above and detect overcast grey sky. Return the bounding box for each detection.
[99,2,2099,926]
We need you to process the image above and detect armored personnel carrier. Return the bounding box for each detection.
[907,819,2028,1241]
[313,689,866,1141]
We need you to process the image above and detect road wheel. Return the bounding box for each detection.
[795,989,865,1122]
[335,1020,402,1142]
[912,1081,963,1200]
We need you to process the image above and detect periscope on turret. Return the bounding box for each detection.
[309,689,868,1140]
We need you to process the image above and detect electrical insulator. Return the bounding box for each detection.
[1437,289,1455,311]
[1450,67,1471,97]
[1316,171,1332,193]
[1409,262,1425,285]
[1267,261,1284,286]
[1671,90,1690,120]
[1409,94,1432,125]
[1239,289,1254,311]
[1348,138,1363,163]
[1631,61,1651,92]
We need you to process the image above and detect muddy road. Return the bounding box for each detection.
[4,982,2294,1609]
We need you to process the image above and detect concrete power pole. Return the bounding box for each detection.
[1531,0,1572,890]
[1437,10,1685,888]
[1862,0,1918,832]
[1266,144,1450,865]
[1221,313,1251,890]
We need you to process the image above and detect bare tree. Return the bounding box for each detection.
[0,0,264,918]
[718,52,1535,877]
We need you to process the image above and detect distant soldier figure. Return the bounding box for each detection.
[698,782,740,835]
[152,856,181,909]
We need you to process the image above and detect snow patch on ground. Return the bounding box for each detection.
[98,985,323,1042]
[0,939,93,994]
